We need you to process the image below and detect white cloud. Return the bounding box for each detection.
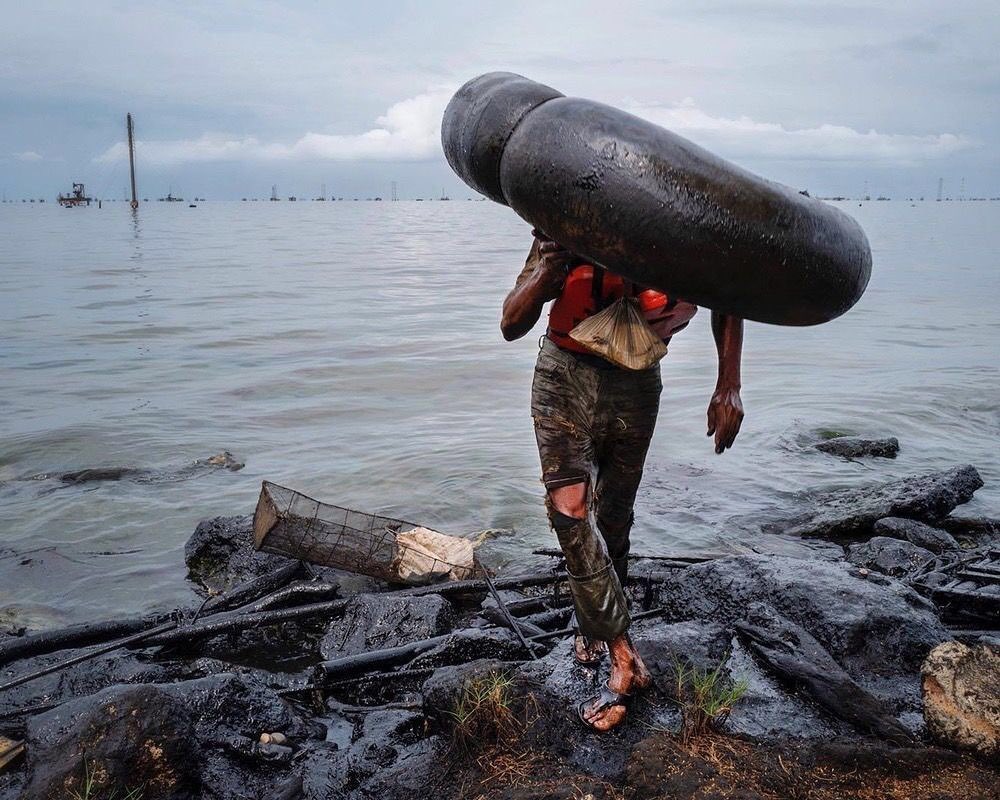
[13,150,43,162]
[624,97,974,163]
[95,88,453,166]
[94,88,973,169]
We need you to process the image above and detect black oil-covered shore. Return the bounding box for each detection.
[1,453,998,799]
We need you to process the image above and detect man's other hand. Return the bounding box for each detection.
[707,385,743,454]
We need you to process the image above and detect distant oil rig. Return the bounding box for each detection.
[57,113,140,209]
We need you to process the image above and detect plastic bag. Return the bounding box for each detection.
[569,296,668,370]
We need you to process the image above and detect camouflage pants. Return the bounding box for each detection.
[531,337,662,641]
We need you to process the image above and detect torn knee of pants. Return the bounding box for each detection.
[544,477,589,528]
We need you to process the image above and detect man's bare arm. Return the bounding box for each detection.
[707,311,744,453]
[500,236,573,341]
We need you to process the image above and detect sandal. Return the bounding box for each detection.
[578,682,631,730]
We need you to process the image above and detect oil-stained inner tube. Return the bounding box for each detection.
[441,71,872,326]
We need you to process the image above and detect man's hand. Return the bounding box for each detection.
[500,232,576,342]
[532,230,574,301]
[709,311,744,454]
[707,384,743,454]
[534,241,572,298]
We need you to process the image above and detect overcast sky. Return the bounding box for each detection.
[2,1,998,200]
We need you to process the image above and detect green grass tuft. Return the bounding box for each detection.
[68,758,145,800]
[672,655,749,744]
[446,670,521,757]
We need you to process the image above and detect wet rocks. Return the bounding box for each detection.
[655,555,947,678]
[872,517,960,553]
[0,647,179,719]
[764,465,983,539]
[408,627,526,668]
[815,436,899,459]
[59,466,137,484]
[24,683,200,799]
[630,620,731,693]
[921,641,1000,759]
[938,515,1000,542]
[22,672,311,800]
[185,515,293,593]
[186,515,382,597]
[846,537,935,578]
[319,593,456,660]
[735,606,912,743]
[421,658,512,718]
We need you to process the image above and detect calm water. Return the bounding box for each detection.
[1,200,998,626]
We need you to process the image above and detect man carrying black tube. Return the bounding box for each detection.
[501,230,745,732]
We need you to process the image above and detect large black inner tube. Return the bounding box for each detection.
[441,71,872,326]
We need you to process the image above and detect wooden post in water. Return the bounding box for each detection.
[126,113,138,210]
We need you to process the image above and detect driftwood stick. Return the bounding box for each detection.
[0,566,306,693]
[0,614,173,669]
[519,607,573,630]
[0,561,301,668]
[245,581,340,612]
[325,698,423,713]
[318,634,453,679]
[480,607,546,639]
[140,571,565,650]
[917,583,1000,613]
[479,566,540,660]
[198,561,302,614]
[502,597,550,616]
[0,620,179,693]
[322,668,437,690]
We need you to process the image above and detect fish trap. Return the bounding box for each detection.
[253,481,479,585]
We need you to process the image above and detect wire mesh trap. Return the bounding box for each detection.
[252,481,481,586]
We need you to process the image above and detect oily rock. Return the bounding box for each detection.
[872,517,960,554]
[656,555,947,676]
[921,641,1000,759]
[24,683,200,800]
[815,436,899,459]
[846,536,935,578]
[319,593,455,659]
[764,465,983,539]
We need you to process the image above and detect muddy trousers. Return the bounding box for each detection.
[531,337,662,642]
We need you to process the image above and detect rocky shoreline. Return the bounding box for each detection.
[1,454,998,799]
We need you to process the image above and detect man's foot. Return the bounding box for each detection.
[574,633,607,665]
[579,634,651,732]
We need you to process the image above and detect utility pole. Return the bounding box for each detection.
[127,113,139,210]
[391,181,398,201]
[959,177,965,201]
[936,178,943,202]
